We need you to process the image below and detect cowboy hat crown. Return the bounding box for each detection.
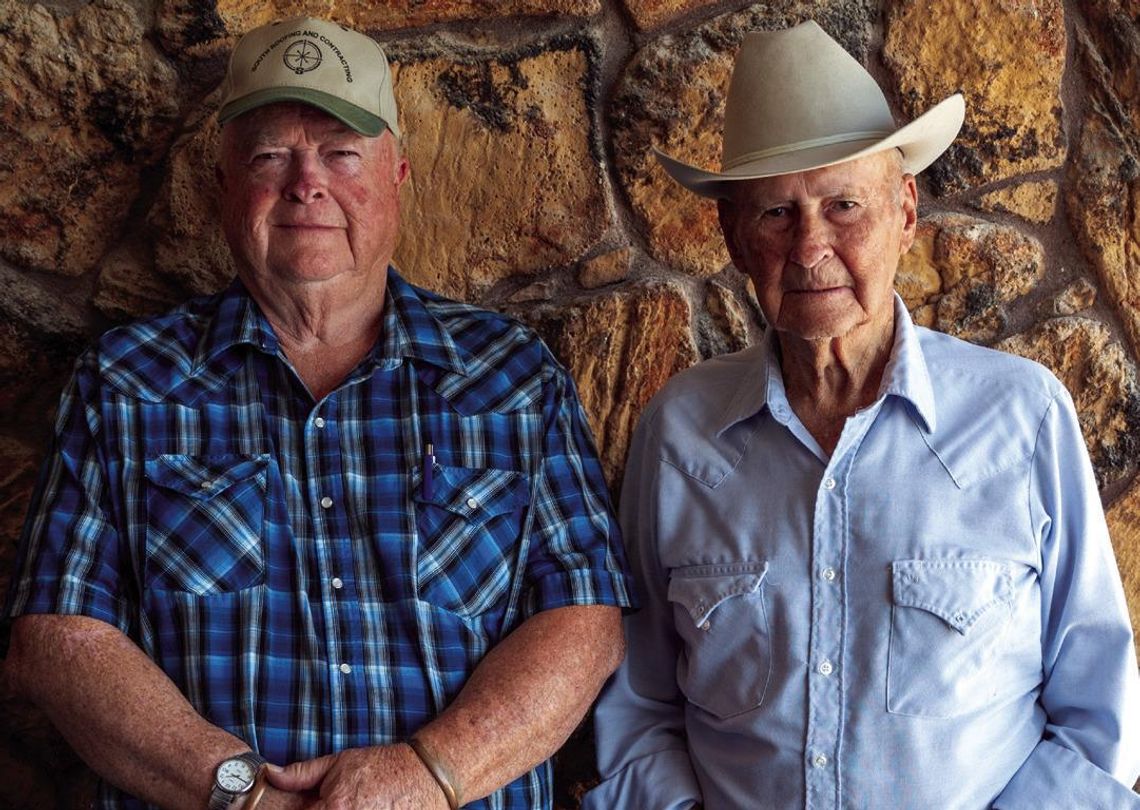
[656,20,965,198]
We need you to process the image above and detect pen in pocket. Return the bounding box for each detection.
[422,438,435,500]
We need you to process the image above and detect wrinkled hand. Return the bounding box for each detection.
[266,744,449,810]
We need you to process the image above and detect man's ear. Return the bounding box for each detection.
[717,198,745,270]
[898,174,918,254]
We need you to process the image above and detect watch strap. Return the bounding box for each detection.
[208,752,269,810]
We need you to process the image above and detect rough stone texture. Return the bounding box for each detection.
[517,283,699,487]
[621,0,721,30]
[393,43,613,300]
[578,247,633,289]
[0,1,182,277]
[998,318,1140,488]
[897,214,1045,342]
[610,2,875,276]
[1066,13,1140,359]
[883,0,1066,195]
[975,180,1059,225]
[703,277,755,355]
[214,0,601,33]
[1106,480,1140,666]
[1042,278,1098,318]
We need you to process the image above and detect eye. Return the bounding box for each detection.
[250,151,282,164]
[763,205,791,218]
[832,200,858,212]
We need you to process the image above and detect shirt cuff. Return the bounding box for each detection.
[522,568,635,617]
[993,739,1140,809]
[581,748,702,810]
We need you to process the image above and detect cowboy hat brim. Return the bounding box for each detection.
[656,93,965,199]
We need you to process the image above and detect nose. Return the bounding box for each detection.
[789,211,833,270]
[283,153,326,204]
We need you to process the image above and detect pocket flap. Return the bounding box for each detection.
[145,454,269,499]
[668,562,769,626]
[892,559,1013,634]
[414,464,530,522]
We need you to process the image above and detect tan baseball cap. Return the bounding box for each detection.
[218,16,400,138]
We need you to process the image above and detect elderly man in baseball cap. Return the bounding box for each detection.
[585,19,1140,810]
[4,16,633,810]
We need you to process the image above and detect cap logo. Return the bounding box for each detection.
[283,39,322,74]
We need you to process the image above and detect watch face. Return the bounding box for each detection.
[217,758,257,792]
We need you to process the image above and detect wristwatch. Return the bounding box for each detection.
[208,751,268,810]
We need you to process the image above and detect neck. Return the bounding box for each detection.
[244,271,389,400]
[776,318,895,455]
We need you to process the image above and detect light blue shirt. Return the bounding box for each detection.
[586,297,1140,809]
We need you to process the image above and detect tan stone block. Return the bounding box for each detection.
[884,0,1066,194]
[1079,0,1140,144]
[214,0,600,34]
[704,279,753,354]
[1106,480,1140,666]
[610,5,874,276]
[94,241,188,322]
[903,214,1044,343]
[392,44,612,300]
[1064,104,1140,358]
[997,317,1139,488]
[621,0,720,31]
[517,283,698,487]
[0,1,181,276]
[976,181,1059,225]
[578,248,633,289]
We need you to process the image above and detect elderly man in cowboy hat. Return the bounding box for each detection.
[585,20,1140,810]
[3,15,634,810]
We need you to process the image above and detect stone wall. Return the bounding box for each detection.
[1,0,1139,805]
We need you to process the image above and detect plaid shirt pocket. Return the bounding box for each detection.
[413,464,531,618]
[143,454,269,595]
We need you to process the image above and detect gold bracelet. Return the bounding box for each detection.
[243,766,270,810]
[407,736,460,809]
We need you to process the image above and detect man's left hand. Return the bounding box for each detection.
[266,744,449,810]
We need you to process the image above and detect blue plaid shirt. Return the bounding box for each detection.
[6,269,633,809]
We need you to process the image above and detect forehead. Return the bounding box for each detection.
[729,151,899,205]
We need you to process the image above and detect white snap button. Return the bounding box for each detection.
[466,497,479,510]
[814,754,829,768]
[821,567,837,582]
[320,496,333,509]
[314,417,326,428]
[331,577,343,590]
[700,620,711,632]
[339,663,351,674]
[199,480,213,489]
[818,660,834,676]
[823,477,836,490]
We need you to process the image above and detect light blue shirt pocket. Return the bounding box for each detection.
[667,561,771,719]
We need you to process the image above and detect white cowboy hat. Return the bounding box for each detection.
[656,20,965,198]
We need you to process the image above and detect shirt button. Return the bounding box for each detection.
[813,754,829,768]
[339,663,352,674]
[818,659,834,676]
[700,620,711,632]
[199,479,213,490]
[314,417,326,428]
[466,497,479,510]
[821,567,837,582]
[823,477,836,490]
[331,577,344,590]
[320,496,333,509]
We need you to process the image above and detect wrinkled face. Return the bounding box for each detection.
[718,151,917,345]
[218,102,409,295]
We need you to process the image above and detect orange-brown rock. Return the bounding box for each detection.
[610,4,874,276]
[621,0,720,31]
[898,214,1044,342]
[975,181,1059,225]
[1106,480,1140,666]
[884,0,1066,195]
[578,248,633,289]
[1042,278,1098,318]
[214,0,600,34]
[703,278,755,355]
[997,317,1140,488]
[517,282,698,487]
[393,43,612,300]
[0,0,182,277]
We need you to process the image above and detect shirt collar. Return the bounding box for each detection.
[190,269,470,377]
[714,293,937,436]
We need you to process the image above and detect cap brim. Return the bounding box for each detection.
[657,93,965,198]
[218,86,388,137]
